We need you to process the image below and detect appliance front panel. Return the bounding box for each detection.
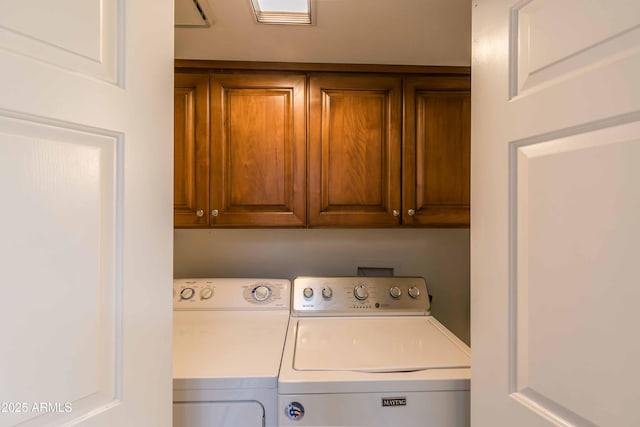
[278,390,469,426]
[173,401,263,427]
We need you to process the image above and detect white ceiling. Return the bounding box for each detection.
[174,0,471,66]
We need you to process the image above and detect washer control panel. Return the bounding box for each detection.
[174,278,290,310]
[292,276,430,316]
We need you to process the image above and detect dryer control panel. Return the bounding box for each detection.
[174,278,290,310]
[291,276,430,316]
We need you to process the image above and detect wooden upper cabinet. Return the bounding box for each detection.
[209,73,306,226]
[174,73,209,227]
[403,76,471,226]
[174,61,471,228]
[309,74,402,226]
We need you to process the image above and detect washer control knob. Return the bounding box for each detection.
[408,286,421,299]
[200,287,214,300]
[303,287,314,299]
[321,287,333,299]
[180,287,195,300]
[389,286,402,298]
[252,285,271,302]
[353,284,369,301]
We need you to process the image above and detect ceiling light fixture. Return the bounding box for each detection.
[249,0,313,25]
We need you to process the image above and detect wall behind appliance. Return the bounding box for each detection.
[174,228,470,345]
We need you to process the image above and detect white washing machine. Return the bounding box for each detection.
[278,276,470,427]
[173,278,290,427]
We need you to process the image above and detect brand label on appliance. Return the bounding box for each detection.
[286,401,305,420]
[382,397,407,407]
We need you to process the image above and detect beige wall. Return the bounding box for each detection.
[174,228,470,345]
[175,0,471,66]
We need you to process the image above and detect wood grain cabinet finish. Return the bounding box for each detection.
[174,73,209,227]
[210,73,306,226]
[309,74,402,226]
[403,76,471,226]
[174,62,470,228]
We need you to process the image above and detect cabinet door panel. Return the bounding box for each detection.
[228,92,286,206]
[174,73,209,227]
[310,74,402,226]
[211,73,306,226]
[404,77,471,226]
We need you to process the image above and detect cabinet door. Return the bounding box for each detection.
[309,74,402,226]
[174,73,210,227]
[210,73,306,226]
[404,76,471,226]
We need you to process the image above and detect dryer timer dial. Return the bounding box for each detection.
[179,287,195,301]
[252,285,271,302]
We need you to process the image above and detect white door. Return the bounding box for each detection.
[472,1,640,426]
[0,1,173,426]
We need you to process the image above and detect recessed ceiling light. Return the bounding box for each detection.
[249,0,313,25]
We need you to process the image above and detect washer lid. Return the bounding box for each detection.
[293,317,470,372]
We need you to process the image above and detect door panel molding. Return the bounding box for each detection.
[510,0,640,98]
[509,113,640,426]
[0,109,123,425]
[0,0,122,84]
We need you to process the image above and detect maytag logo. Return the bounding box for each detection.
[382,397,407,407]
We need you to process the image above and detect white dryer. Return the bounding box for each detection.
[173,278,290,427]
[278,276,470,427]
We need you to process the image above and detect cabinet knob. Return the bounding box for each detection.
[392,210,400,217]
[211,209,219,217]
[407,209,415,216]
[196,210,204,217]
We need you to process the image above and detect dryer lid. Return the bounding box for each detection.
[173,310,290,388]
[293,317,470,373]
